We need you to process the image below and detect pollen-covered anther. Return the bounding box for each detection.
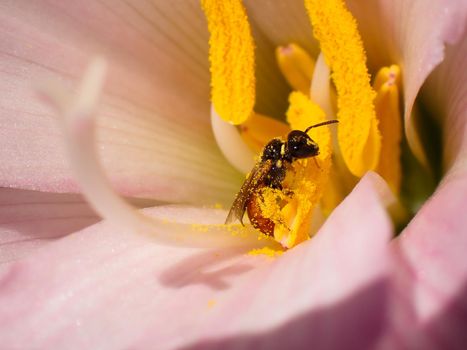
[305,0,381,177]
[201,0,255,125]
[373,65,401,91]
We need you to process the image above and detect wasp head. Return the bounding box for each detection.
[286,130,319,159]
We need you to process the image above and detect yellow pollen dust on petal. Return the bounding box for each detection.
[275,43,315,95]
[239,113,291,154]
[201,0,255,125]
[374,65,402,195]
[304,0,381,177]
[259,92,333,249]
[248,246,284,258]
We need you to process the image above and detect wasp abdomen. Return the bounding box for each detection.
[246,191,274,236]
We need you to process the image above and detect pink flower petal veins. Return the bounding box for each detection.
[0,173,392,349]
[0,0,241,205]
[41,59,269,249]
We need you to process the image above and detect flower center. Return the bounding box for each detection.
[202,0,404,249]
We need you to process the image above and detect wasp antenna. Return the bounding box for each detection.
[305,119,339,134]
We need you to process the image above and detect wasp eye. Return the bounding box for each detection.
[287,130,319,159]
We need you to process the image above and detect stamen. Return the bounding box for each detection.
[239,113,291,154]
[40,58,274,249]
[276,43,315,95]
[304,0,381,177]
[373,65,402,91]
[374,65,403,194]
[202,0,255,124]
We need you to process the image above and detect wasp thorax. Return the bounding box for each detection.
[261,139,283,162]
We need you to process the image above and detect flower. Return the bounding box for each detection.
[0,1,466,349]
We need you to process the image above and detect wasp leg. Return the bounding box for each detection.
[239,206,248,226]
[313,157,320,169]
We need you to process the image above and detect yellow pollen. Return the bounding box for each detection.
[374,65,402,194]
[260,92,333,249]
[304,0,381,177]
[257,187,286,225]
[275,43,315,95]
[248,246,284,258]
[201,0,255,124]
[239,113,291,154]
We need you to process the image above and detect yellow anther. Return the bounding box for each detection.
[239,113,291,154]
[304,0,381,177]
[374,65,402,194]
[261,91,332,249]
[373,65,402,91]
[202,0,255,124]
[275,43,315,95]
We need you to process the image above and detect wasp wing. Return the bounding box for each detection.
[225,159,272,225]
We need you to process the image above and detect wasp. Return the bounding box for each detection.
[225,119,339,236]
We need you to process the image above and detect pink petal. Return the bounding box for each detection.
[0,206,269,348]
[379,170,467,350]
[382,34,467,349]
[0,187,160,265]
[0,1,241,205]
[0,173,392,349]
[391,169,467,349]
[420,31,467,170]
[157,173,393,349]
[0,188,99,265]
